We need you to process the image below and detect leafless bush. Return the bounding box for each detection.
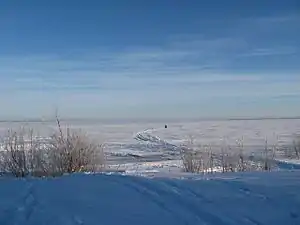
[40,116,105,176]
[281,136,300,159]
[220,145,237,172]
[45,127,105,176]
[179,135,280,174]
[0,128,43,177]
[181,149,203,173]
[0,129,28,177]
[180,136,203,173]
[236,137,247,172]
[0,118,105,177]
[180,136,218,173]
[292,136,300,159]
[261,138,277,171]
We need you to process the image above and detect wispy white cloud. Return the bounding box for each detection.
[0,13,299,119]
[248,14,300,25]
[0,32,298,95]
[239,46,298,57]
[1,11,298,82]
[0,38,242,83]
[0,38,248,85]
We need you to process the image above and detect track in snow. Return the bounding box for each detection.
[0,179,37,225]
[1,171,300,225]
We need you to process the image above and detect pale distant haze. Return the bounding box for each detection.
[0,0,299,120]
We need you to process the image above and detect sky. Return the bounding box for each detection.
[0,0,299,120]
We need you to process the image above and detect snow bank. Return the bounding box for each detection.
[275,159,300,170]
[0,171,300,225]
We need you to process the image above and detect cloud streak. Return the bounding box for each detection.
[239,47,297,57]
[0,12,299,119]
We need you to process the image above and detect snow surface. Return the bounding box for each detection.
[0,171,300,225]
[1,119,300,225]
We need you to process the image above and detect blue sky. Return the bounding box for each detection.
[0,0,299,120]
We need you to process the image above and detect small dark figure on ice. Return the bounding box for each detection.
[165,124,167,129]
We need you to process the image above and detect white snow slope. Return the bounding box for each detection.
[0,171,300,225]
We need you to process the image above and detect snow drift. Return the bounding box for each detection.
[0,171,300,225]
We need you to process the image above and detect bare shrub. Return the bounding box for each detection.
[180,136,203,173]
[220,145,237,172]
[264,138,279,171]
[179,134,279,174]
[180,135,220,174]
[202,144,215,173]
[220,141,227,173]
[180,136,229,174]
[282,136,300,159]
[45,128,105,176]
[181,149,203,173]
[0,118,105,177]
[292,136,300,159]
[236,137,247,172]
[0,128,33,177]
[222,137,277,173]
[40,116,105,176]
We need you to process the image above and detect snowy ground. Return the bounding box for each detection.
[1,119,300,174]
[1,119,300,225]
[0,171,300,225]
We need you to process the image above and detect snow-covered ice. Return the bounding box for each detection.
[1,119,300,173]
[1,119,300,224]
[0,171,300,225]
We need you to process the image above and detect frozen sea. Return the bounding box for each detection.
[1,118,300,171]
[1,119,300,225]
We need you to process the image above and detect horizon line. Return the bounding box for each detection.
[1,116,300,123]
